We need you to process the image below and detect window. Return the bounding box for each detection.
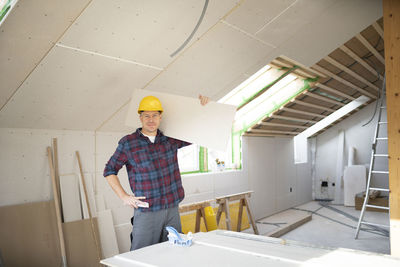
[178,144,199,173]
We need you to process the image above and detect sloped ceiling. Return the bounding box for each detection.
[0,0,382,132]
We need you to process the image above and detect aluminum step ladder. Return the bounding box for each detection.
[355,88,390,239]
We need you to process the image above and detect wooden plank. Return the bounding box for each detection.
[383,0,400,257]
[316,82,356,100]
[270,114,318,124]
[243,133,298,138]
[324,56,380,91]
[267,215,312,238]
[216,191,253,202]
[224,199,232,230]
[248,129,298,135]
[373,21,384,39]
[60,174,82,222]
[281,107,327,118]
[237,199,244,232]
[279,55,328,78]
[339,45,383,81]
[259,122,308,129]
[244,195,259,235]
[356,33,385,64]
[293,99,336,112]
[76,151,102,262]
[179,200,212,213]
[47,147,68,267]
[52,138,62,222]
[312,64,377,99]
[305,91,346,106]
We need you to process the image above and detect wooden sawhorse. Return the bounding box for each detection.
[179,200,213,233]
[215,191,259,235]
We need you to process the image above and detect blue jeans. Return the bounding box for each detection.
[130,206,182,251]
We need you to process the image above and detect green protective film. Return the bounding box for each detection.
[236,66,299,110]
[231,76,319,168]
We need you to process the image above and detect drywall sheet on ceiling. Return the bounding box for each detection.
[293,96,370,163]
[125,89,236,152]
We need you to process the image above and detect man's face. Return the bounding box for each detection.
[139,111,162,134]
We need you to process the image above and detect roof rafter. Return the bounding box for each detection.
[356,33,385,64]
[316,82,356,100]
[324,56,380,92]
[339,45,383,81]
[292,99,336,112]
[305,91,346,106]
[259,122,308,129]
[270,114,318,124]
[280,107,327,118]
[312,64,377,99]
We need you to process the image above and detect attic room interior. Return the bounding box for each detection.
[0,0,399,266]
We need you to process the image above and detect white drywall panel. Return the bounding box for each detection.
[97,104,134,132]
[59,0,239,68]
[111,206,133,226]
[315,101,388,200]
[295,162,312,205]
[343,165,366,206]
[125,89,236,152]
[95,131,129,173]
[275,137,296,211]
[146,21,275,99]
[78,172,97,218]
[0,128,94,206]
[224,0,296,35]
[96,170,131,210]
[95,194,106,212]
[243,136,277,220]
[115,223,132,254]
[60,174,82,222]
[0,0,90,108]
[0,45,159,130]
[97,209,120,257]
[271,0,382,66]
[181,173,214,197]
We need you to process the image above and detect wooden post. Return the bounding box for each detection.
[75,151,102,262]
[383,0,400,257]
[216,191,258,234]
[47,147,68,267]
[52,138,63,222]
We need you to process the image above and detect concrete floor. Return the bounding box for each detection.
[243,201,390,255]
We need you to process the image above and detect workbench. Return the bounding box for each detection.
[101,230,400,267]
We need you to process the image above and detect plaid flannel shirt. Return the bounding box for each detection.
[103,128,190,212]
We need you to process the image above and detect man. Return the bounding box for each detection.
[103,94,209,251]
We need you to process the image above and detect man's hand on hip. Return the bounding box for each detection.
[122,194,147,209]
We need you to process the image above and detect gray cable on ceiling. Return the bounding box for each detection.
[170,0,209,57]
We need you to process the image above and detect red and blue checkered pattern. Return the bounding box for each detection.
[104,128,190,212]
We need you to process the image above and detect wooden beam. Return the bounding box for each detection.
[356,33,385,64]
[279,55,328,78]
[324,56,380,91]
[259,122,308,129]
[339,45,383,81]
[248,129,299,135]
[280,107,327,118]
[270,114,318,124]
[383,0,400,257]
[293,99,336,112]
[312,64,377,99]
[373,21,384,39]
[316,82,356,100]
[305,91,346,106]
[244,133,297,138]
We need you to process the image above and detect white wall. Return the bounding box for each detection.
[0,127,312,226]
[242,136,312,220]
[314,101,388,200]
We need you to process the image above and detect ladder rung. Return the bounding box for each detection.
[372,170,389,174]
[376,137,388,140]
[366,204,389,210]
[361,221,390,228]
[369,187,389,192]
[379,122,388,124]
[374,154,388,157]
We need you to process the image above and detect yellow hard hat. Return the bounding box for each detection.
[138,96,163,114]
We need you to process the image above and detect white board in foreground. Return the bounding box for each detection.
[125,89,236,152]
[101,230,400,267]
